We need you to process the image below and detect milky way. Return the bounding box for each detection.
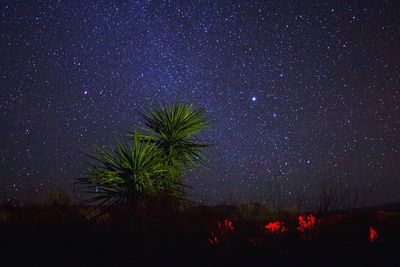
[1,1,399,206]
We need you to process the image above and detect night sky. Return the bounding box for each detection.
[1,1,399,207]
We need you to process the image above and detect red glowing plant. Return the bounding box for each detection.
[218,219,234,232]
[264,221,287,233]
[209,219,234,245]
[297,214,316,233]
[369,226,378,242]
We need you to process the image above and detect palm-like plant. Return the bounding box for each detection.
[135,102,210,168]
[77,133,177,208]
[77,103,210,213]
[130,103,209,198]
[132,103,210,195]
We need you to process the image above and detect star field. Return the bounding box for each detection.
[1,1,399,207]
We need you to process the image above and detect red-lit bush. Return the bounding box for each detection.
[219,219,234,232]
[297,214,316,233]
[208,219,235,245]
[264,221,287,234]
[369,226,378,242]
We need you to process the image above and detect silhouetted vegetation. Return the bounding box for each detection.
[76,103,210,222]
[1,199,400,266]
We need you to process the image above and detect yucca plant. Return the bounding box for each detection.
[77,103,210,216]
[131,103,210,196]
[135,102,210,167]
[76,133,179,209]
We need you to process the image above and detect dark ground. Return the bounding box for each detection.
[1,203,399,267]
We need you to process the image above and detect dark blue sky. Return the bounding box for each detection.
[1,0,399,207]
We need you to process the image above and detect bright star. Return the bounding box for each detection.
[251,96,256,101]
